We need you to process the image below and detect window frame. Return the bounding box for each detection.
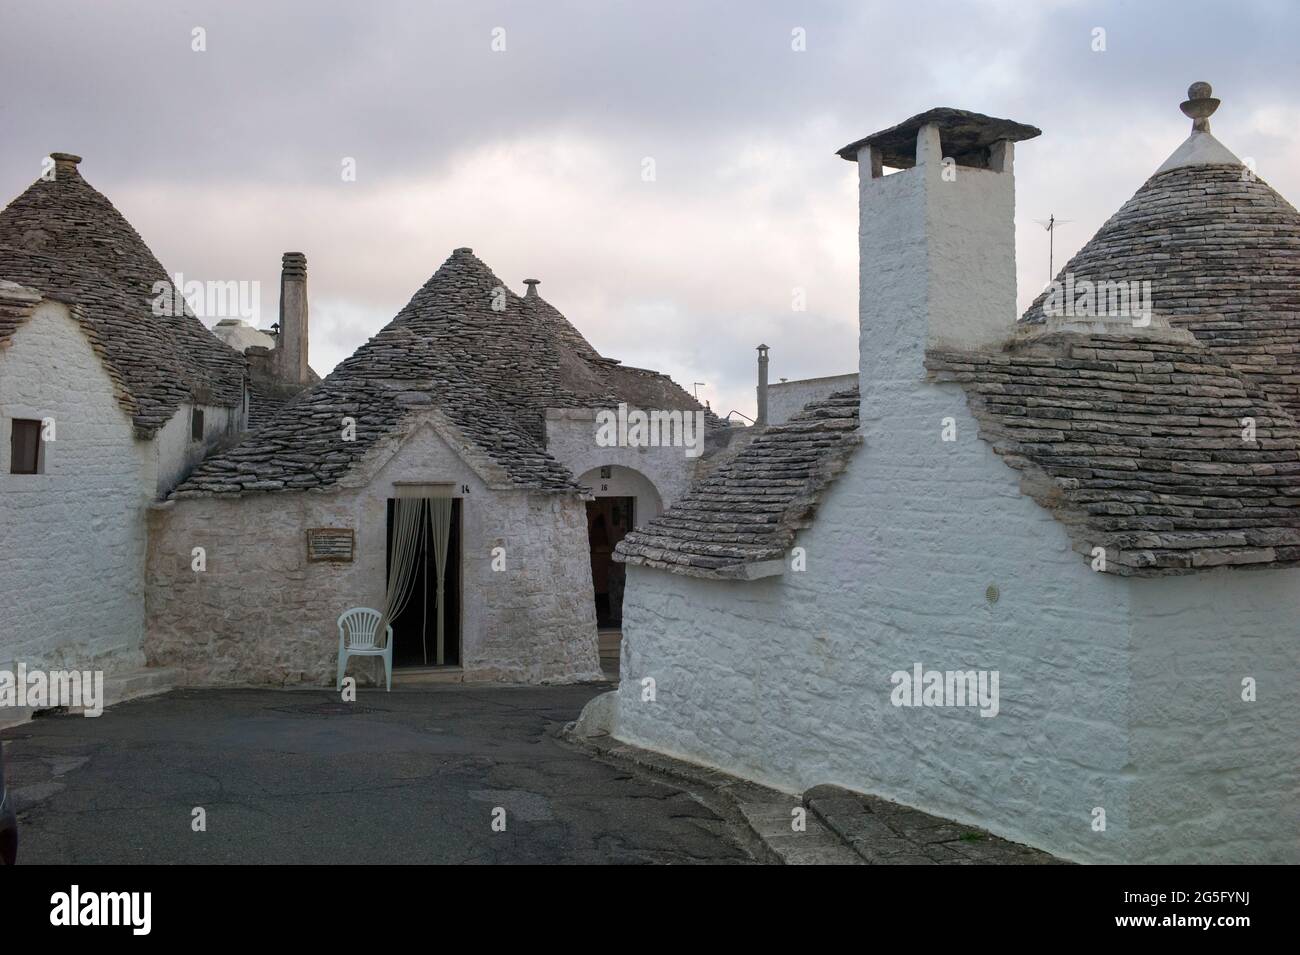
[9,418,44,475]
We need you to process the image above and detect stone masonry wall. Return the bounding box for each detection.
[146,415,601,685]
[0,302,152,671]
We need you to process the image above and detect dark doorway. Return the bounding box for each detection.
[587,496,635,628]
[385,498,462,668]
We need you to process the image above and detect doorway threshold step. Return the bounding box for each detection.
[392,666,464,686]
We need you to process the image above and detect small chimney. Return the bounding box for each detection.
[523,278,540,298]
[49,152,82,179]
[837,109,1039,405]
[756,343,770,426]
[277,252,309,385]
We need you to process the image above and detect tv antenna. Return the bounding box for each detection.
[1033,214,1074,282]
[692,382,706,400]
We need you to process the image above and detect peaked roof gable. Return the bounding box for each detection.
[0,156,246,436]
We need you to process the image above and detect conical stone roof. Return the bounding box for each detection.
[1021,87,1300,417]
[0,154,247,436]
[174,248,711,496]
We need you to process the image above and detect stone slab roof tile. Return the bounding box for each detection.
[927,332,1300,576]
[1020,163,1300,419]
[614,387,861,578]
[0,159,246,436]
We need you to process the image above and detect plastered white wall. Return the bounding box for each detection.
[1124,572,1299,863]
[616,379,1149,863]
[0,302,151,671]
[146,411,601,685]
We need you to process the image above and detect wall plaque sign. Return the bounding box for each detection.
[306,527,355,563]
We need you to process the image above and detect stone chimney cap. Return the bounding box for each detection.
[1180,81,1220,132]
[837,107,1040,168]
[454,247,473,254]
[281,251,307,275]
[49,152,82,168]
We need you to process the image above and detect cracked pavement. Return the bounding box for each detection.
[1,684,753,864]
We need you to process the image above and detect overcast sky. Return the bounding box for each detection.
[4,0,1298,418]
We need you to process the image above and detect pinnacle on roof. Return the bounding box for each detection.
[1022,81,1300,417]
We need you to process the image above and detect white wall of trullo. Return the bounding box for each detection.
[0,302,151,672]
[611,126,1299,863]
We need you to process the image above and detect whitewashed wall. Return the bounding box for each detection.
[146,410,602,685]
[0,302,151,671]
[1125,572,1299,863]
[616,380,1147,863]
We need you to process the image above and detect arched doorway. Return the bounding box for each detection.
[577,465,664,637]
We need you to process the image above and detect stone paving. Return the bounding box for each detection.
[571,726,1064,865]
[2,685,753,864]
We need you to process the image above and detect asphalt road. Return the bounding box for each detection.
[1,684,752,864]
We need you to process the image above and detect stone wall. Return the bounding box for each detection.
[614,376,1299,863]
[145,412,602,685]
[0,301,152,671]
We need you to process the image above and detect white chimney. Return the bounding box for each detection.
[837,109,1039,408]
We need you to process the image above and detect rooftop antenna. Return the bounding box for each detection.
[692,382,706,400]
[1033,214,1074,283]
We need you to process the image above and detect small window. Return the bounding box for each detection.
[191,408,205,443]
[9,419,43,474]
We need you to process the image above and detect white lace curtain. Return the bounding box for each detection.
[378,495,454,665]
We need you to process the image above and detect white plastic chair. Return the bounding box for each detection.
[337,608,394,692]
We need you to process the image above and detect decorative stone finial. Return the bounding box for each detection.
[1180,81,1220,132]
[523,278,540,298]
